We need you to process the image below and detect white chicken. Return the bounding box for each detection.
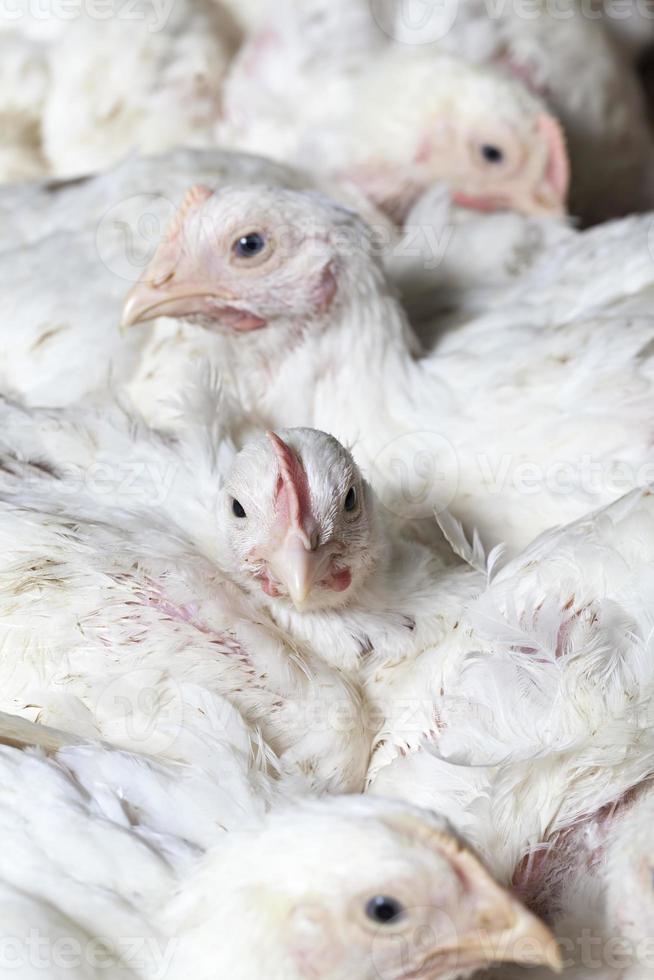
[0,712,562,980]
[13,401,644,931]
[0,149,311,405]
[123,184,654,552]
[199,422,654,899]
[371,0,654,223]
[0,398,371,792]
[221,6,570,222]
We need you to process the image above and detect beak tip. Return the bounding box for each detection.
[120,294,143,331]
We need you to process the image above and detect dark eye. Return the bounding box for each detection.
[232,498,247,518]
[365,896,405,925]
[480,144,504,164]
[233,232,267,258]
[344,487,357,512]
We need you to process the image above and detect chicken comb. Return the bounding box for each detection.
[165,184,214,243]
[538,113,570,202]
[267,431,311,533]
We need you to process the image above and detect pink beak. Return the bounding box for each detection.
[265,432,337,610]
[268,529,334,610]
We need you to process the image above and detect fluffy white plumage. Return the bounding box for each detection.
[0,397,370,793]
[0,711,561,980]
[500,782,654,980]
[0,0,241,181]
[367,486,654,901]
[389,183,574,329]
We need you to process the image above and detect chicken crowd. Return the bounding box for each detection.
[1,1,654,978]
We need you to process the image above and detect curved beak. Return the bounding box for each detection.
[268,532,333,611]
[415,899,562,978]
[120,281,238,331]
[467,902,562,973]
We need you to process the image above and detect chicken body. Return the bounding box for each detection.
[0,397,370,793]
[366,486,654,897]
[0,712,560,980]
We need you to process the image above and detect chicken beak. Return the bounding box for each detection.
[474,902,563,973]
[120,280,237,330]
[268,532,329,611]
[414,901,562,979]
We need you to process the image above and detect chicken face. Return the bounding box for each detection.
[180,797,562,979]
[334,52,570,225]
[442,112,568,218]
[121,185,360,334]
[219,428,380,612]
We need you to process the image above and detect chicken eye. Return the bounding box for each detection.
[233,232,267,258]
[365,896,405,925]
[232,498,247,518]
[480,144,504,164]
[344,486,358,512]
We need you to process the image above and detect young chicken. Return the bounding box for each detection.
[0,712,560,980]
[381,0,654,224]
[0,150,309,406]
[0,398,372,792]
[123,184,654,553]
[213,424,654,889]
[220,13,570,222]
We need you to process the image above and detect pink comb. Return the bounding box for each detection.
[267,431,312,534]
[165,184,214,243]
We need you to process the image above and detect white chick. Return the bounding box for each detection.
[0,398,372,792]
